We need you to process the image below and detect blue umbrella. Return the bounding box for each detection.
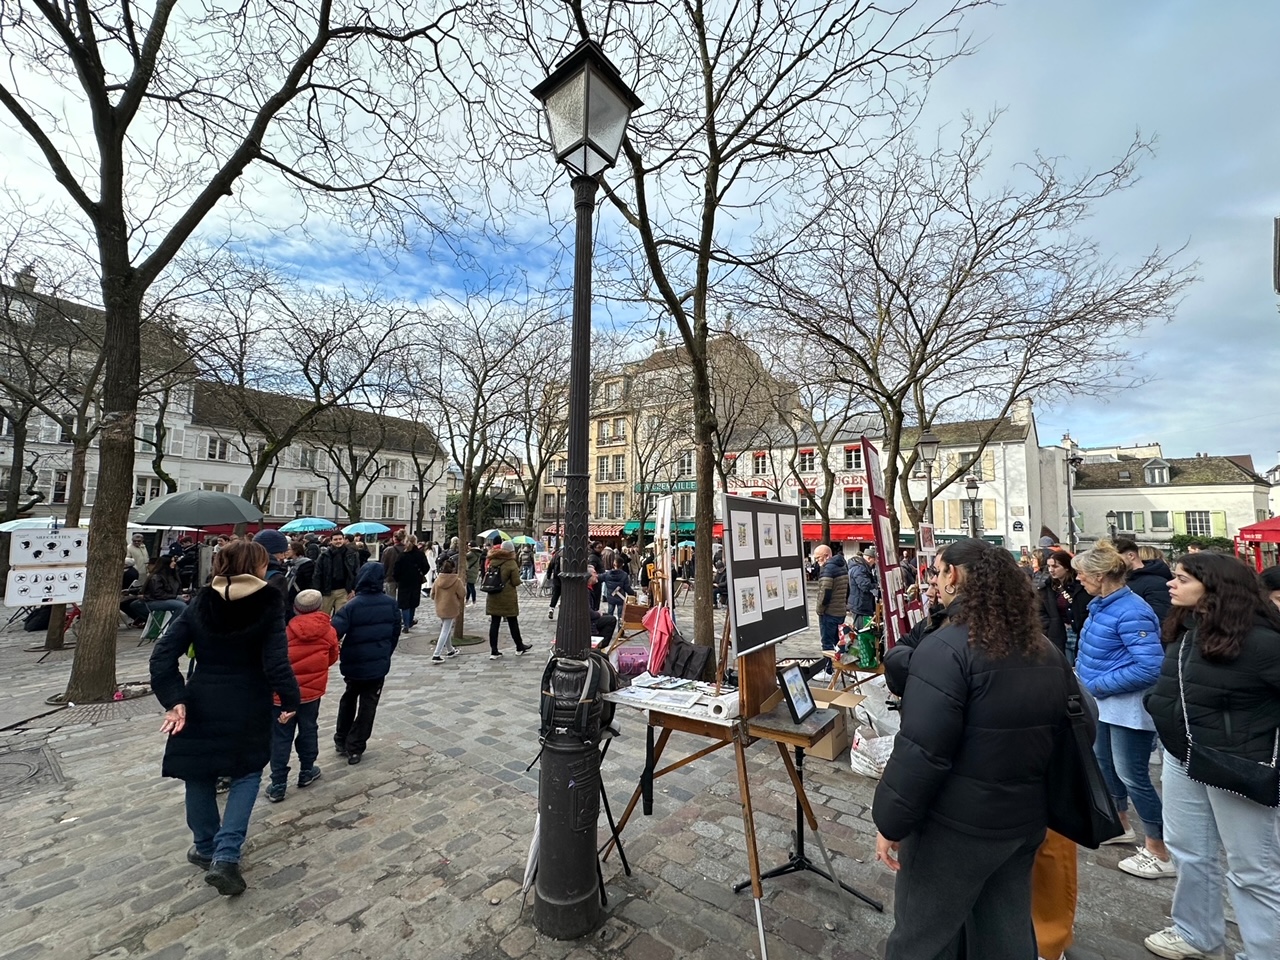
[343,521,391,536]
[281,516,337,533]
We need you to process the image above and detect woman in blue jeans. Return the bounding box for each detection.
[1073,543,1171,879]
[1142,554,1280,960]
[150,540,300,896]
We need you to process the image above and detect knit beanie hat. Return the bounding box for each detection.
[293,589,323,614]
[253,529,289,556]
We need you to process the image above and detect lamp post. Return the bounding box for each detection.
[915,430,939,526]
[1065,449,1084,551]
[531,40,642,940]
[552,467,566,548]
[293,497,303,519]
[965,475,980,539]
[409,484,419,537]
[1106,509,1117,542]
[427,507,438,545]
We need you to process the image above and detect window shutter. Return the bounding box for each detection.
[84,473,97,506]
[947,500,961,530]
[272,489,288,517]
[982,451,996,479]
[1211,511,1227,537]
[1134,513,1145,532]
[1173,512,1187,535]
[200,435,210,459]
[168,428,185,458]
[982,499,997,532]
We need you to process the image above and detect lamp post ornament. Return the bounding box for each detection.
[965,475,980,539]
[530,39,642,941]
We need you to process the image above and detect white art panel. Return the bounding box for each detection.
[5,566,87,606]
[733,576,763,626]
[729,511,756,562]
[782,569,805,610]
[759,566,784,612]
[9,530,88,566]
[757,513,778,559]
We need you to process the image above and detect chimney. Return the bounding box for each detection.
[13,265,36,293]
[1010,398,1032,426]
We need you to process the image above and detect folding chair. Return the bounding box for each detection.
[614,599,650,646]
[136,609,174,647]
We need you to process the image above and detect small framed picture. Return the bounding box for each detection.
[777,663,817,724]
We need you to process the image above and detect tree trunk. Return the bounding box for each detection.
[693,429,715,675]
[454,474,471,643]
[64,277,141,702]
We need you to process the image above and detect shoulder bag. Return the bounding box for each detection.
[1178,635,1280,807]
[1045,688,1125,848]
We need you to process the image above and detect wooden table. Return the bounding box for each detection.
[824,652,885,692]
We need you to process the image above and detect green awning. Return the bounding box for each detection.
[621,520,698,536]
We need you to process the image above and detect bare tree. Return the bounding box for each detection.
[748,116,1195,537]
[479,0,980,649]
[1,1,479,700]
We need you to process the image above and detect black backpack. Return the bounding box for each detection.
[480,563,505,594]
[538,651,619,744]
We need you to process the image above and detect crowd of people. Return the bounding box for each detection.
[869,532,1280,960]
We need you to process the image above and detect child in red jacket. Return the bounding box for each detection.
[267,589,339,802]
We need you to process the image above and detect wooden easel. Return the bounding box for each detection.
[603,640,877,960]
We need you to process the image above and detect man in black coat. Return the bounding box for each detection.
[331,563,401,763]
[1115,538,1173,622]
[317,533,360,616]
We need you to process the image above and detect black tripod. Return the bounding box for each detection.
[733,744,882,912]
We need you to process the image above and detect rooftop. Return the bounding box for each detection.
[1075,455,1268,490]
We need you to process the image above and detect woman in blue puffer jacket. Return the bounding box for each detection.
[1073,542,1170,881]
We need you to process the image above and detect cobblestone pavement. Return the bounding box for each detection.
[0,592,1230,960]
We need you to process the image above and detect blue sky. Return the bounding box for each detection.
[919,1,1280,469]
[3,2,1277,471]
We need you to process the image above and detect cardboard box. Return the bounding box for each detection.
[806,687,865,761]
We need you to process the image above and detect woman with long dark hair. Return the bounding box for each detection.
[872,538,1081,959]
[149,540,301,896]
[1142,553,1280,960]
[1038,549,1090,663]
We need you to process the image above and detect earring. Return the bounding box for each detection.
[943,584,956,596]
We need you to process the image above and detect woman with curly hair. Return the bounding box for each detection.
[872,538,1084,960]
[1141,553,1280,960]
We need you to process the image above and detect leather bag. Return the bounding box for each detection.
[1045,691,1125,848]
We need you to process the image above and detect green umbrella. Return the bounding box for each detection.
[510,535,537,545]
[132,490,263,527]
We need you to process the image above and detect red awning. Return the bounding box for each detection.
[587,523,624,539]
[802,522,874,544]
[1236,517,1280,543]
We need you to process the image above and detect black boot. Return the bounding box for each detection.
[205,860,247,896]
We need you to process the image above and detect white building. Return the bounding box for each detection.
[1063,446,1270,546]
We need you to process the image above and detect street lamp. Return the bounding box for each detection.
[292,497,303,519]
[915,430,939,526]
[965,475,980,539]
[409,484,419,536]
[552,467,566,548]
[427,507,438,545]
[1065,448,1084,551]
[1106,509,1117,542]
[531,40,642,941]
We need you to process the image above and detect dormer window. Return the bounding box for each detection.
[1143,459,1170,485]
[1117,470,1130,481]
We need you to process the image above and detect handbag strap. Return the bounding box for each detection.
[1178,629,1280,768]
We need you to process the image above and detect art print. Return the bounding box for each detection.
[757,513,779,559]
[782,569,804,610]
[729,510,756,562]
[759,566,784,612]
[733,576,763,626]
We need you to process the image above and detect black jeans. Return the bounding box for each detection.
[885,818,1044,960]
[548,578,562,611]
[466,581,476,603]
[334,678,383,756]
[271,699,321,786]
[489,616,525,653]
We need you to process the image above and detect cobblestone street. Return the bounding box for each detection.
[0,597,1226,960]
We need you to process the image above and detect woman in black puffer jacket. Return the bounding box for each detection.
[150,540,301,897]
[872,538,1083,960]
[1037,549,1090,663]
[1139,553,1280,960]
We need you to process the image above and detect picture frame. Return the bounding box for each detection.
[777,662,817,724]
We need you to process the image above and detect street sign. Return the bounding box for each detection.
[5,566,87,606]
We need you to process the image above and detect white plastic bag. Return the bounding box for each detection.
[849,725,895,779]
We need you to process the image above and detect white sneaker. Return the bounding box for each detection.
[1143,926,1224,959]
[446,649,458,658]
[1101,827,1138,845]
[489,652,503,660]
[1119,848,1177,879]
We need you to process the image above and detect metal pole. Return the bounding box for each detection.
[535,174,603,939]
[968,498,979,539]
[1065,456,1076,552]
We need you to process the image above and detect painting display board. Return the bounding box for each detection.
[652,495,674,607]
[720,493,809,656]
[861,437,911,647]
